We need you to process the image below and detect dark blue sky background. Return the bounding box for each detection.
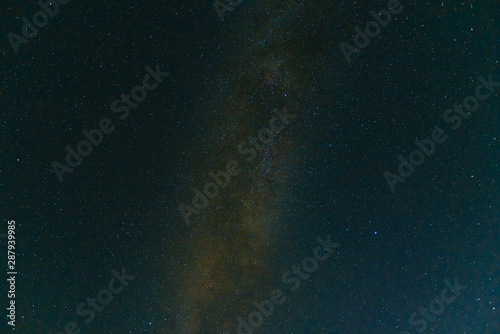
[0,0,499,333]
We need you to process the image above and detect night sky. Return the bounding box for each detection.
[1,0,499,333]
